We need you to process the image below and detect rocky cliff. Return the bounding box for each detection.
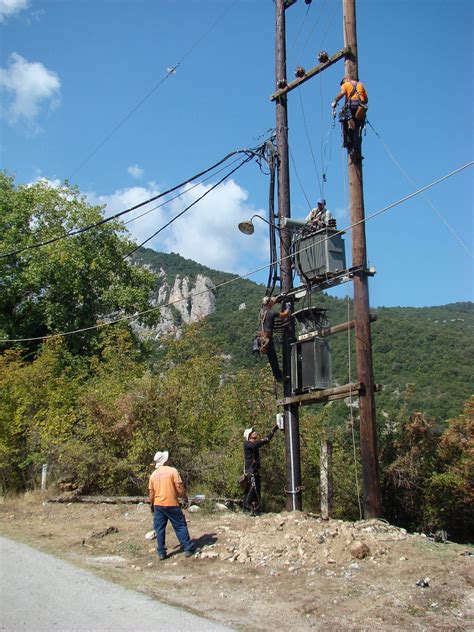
[136,268,216,340]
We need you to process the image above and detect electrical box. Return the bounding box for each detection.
[290,337,332,393]
[276,413,284,430]
[295,227,346,282]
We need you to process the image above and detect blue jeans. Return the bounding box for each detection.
[153,505,194,556]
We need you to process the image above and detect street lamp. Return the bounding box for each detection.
[238,214,280,235]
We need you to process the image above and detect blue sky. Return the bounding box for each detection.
[1,0,472,308]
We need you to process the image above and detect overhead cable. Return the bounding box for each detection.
[67,0,239,180]
[2,161,471,344]
[297,88,323,198]
[122,154,245,227]
[0,142,269,259]
[289,147,312,210]
[293,0,327,67]
[367,120,474,260]
[120,155,254,261]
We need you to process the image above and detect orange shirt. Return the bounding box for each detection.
[148,465,186,507]
[341,80,368,103]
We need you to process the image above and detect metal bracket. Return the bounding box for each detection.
[288,264,366,300]
[284,486,305,494]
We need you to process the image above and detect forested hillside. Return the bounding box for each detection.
[134,247,473,423]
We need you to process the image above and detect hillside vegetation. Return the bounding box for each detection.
[1,174,472,542]
[135,247,473,422]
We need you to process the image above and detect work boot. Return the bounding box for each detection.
[158,552,167,561]
[184,549,195,558]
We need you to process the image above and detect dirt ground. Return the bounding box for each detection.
[0,494,472,631]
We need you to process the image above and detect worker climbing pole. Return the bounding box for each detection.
[331,76,368,159]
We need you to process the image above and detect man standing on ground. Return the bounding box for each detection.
[148,451,195,560]
[242,425,278,515]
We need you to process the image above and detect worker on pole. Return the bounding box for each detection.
[332,76,368,158]
[257,296,291,382]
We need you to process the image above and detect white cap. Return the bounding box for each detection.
[153,451,169,468]
[243,428,254,441]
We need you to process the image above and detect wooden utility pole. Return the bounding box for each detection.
[343,0,382,518]
[275,0,302,511]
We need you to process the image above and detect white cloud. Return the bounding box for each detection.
[31,176,62,189]
[0,52,60,131]
[0,0,29,22]
[127,164,144,179]
[162,179,268,273]
[85,183,166,246]
[86,178,268,275]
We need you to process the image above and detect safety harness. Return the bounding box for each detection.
[339,81,368,124]
[256,307,271,354]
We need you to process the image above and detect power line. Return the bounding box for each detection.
[120,155,253,261]
[297,88,323,198]
[122,154,245,227]
[286,0,314,74]
[0,143,268,259]
[289,147,312,210]
[2,161,470,344]
[294,0,328,67]
[67,0,239,180]
[367,120,474,260]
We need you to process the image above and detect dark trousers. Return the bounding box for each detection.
[340,106,364,156]
[153,505,193,556]
[266,338,283,381]
[243,473,262,512]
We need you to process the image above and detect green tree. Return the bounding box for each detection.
[426,397,474,541]
[0,339,87,491]
[382,410,439,531]
[0,172,157,354]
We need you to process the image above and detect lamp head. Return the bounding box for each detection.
[238,220,255,235]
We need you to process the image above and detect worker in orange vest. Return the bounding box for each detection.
[332,76,368,158]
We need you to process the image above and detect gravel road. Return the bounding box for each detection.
[0,536,233,632]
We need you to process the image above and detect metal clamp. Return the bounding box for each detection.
[284,486,305,495]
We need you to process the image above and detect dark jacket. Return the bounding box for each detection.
[244,428,276,474]
[261,308,277,335]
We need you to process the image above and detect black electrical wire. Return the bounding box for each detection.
[120,154,254,261]
[289,147,312,210]
[264,141,278,296]
[122,154,245,227]
[0,142,269,259]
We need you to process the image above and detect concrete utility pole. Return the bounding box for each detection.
[275,0,302,511]
[343,0,382,518]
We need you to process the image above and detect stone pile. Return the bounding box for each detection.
[194,512,413,570]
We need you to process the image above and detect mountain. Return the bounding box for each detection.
[133,247,473,422]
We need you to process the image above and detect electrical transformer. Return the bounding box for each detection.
[290,307,332,394]
[291,337,332,393]
[295,227,346,283]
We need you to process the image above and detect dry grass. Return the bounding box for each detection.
[1,494,473,631]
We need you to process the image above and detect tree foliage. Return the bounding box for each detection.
[0,172,158,354]
[1,177,473,541]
